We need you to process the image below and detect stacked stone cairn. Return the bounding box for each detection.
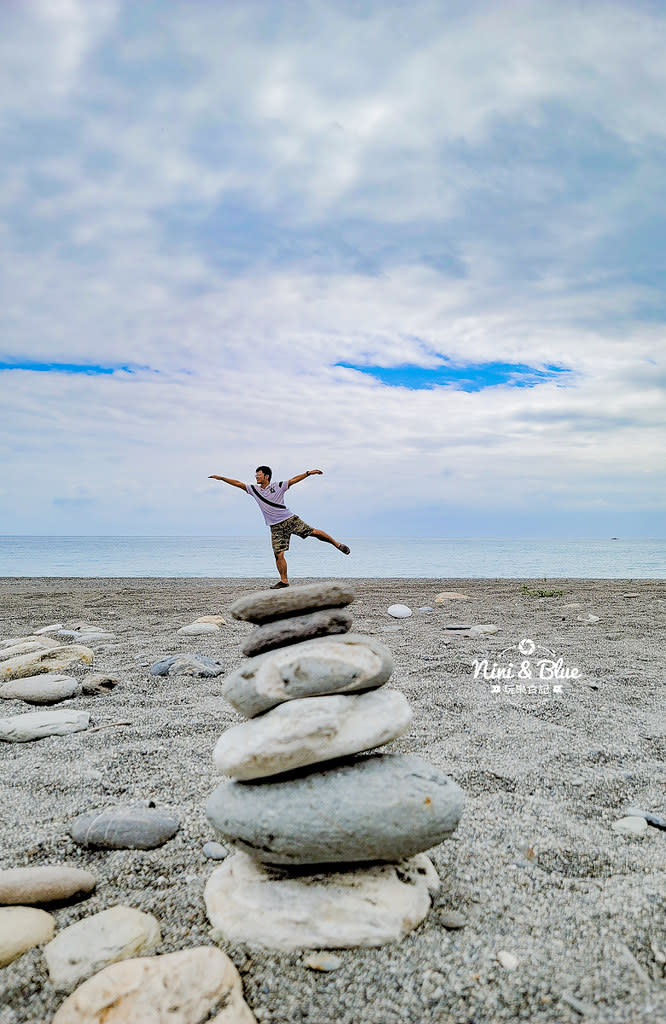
[204,583,464,952]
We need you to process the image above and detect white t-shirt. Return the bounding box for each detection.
[246,480,295,526]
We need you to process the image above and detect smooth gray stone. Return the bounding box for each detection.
[150,654,225,678]
[206,753,464,865]
[0,673,81,704]
[242,609,353,657]
[625,807,666,831]
[230,582,355,624]
[203,841,228,860]
[0,709,90,742]
[223,633,394,717]
[69,807,180,850]
[81,673,120,695]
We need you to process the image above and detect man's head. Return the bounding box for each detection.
[255,465,272,487]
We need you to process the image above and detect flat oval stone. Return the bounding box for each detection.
[0,644,94,683]
[0,673,81,704]
[69,807,180,850]
[81,673,120,695]
[204,849,439,951]
[223,633,394,717]
[45,905,161,991]
[177,622,220,636]
[387,604,412,618]
[241,609,353,657]
[206,753,464,865]
[51,946,254,1024]
[0,906,55,966]
[213,688,413,780]
[0,709,90,742]
[0,866,96,905]
[150,655,225,678]
[231,582,355,624]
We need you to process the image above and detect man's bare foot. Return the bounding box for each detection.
[271,581,290,589]
[338,543,351,555]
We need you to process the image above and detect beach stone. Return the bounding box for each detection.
[207,752,464,866]
[242,608,354,657]
[0,644,94,683]
[0,673,81,704]
[439,910,467,929]
[562,603,582,610]
[81,673,120,695]
[0,866,96,905]
[445,623,473,631]
[0,639,55,661]
[435,592,469,602]
[625,807,666,830]
[57,630,115,643]
[214,689,413,780]
[0,906,56,966]
[69,807,180,850]
[304,952,342,971]
[45,906,161,991]
[0,709,90,742]
[612,816,648,837]
[51,946,256,1024]
[150,654,225,678]
[195,615,227,625]
[177,622,220,636]
[467,624,499,636]
[577,613,600,623]
[34,623,64,634]
[417,606,435,613]
[497,950,519,970]
[387,604,412,618]
[205,849,439,951]
[203,841,229,861]
[231,581,355,624]
[223,634,394,717]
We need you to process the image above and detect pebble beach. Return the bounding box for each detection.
[1,576,665,1024]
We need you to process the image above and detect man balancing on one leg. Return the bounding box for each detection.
[208,465,351,588]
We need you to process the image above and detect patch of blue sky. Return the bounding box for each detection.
[334,361,573,392]
[0,361,146,375]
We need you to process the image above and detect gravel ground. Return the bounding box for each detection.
[0,576,665,1024]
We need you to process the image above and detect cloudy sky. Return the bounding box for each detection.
[2,0,665,538]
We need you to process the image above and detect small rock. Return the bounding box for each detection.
[177,622,220,636]
[51,946,256,1023]
[0,673,81,704]
[0,906,55,966]
[223,634,393,717]
[231,581,355,624]
[622,593,640,598]
[467,624,499,636]
[444,623,473,631]
[439,910,467,930]
[0,644,94,683]
[45,906,161,991]
[205,850,439,950]
[195,615,227,625]
[562,603,582,610]
[417,606,434,613]
[625,807,666,830]
[0,866,96,906]
[203,841,228,861]
[387,604,412,618]
[435,592,469,602]
[577,614,600,624]
[497,950,519,970]
[34,623,64,634]
[56,630,115,643]
[612,816,648,837]
[304,952,342,971]
[69,807,180,850]
[213,689,413,780]
[242,608,353,657]
[0,709,90,742]
[150,654,225,678]
[81,673,120,696]
[0,640,55,661]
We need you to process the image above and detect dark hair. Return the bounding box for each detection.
[255,465,272,481]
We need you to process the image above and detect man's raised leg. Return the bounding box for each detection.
[310,528,351,555]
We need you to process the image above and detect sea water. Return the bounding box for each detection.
[0,536,664,578]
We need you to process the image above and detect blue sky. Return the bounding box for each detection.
[1,0,664,538]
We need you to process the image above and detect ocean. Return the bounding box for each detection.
[0,536,664,579]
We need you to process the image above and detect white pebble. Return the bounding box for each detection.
[304,952,343,971]
[496,950,519,970]
[387,604,412,618]
[612,816,648,837]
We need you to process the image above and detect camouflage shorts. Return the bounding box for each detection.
[270,515,314,554]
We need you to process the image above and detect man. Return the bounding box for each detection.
[209,465,350,588]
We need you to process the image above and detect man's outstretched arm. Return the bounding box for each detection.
[287,469,323,488]
[209,475,247,491]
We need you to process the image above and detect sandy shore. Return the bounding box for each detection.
[1,577,665,1024]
